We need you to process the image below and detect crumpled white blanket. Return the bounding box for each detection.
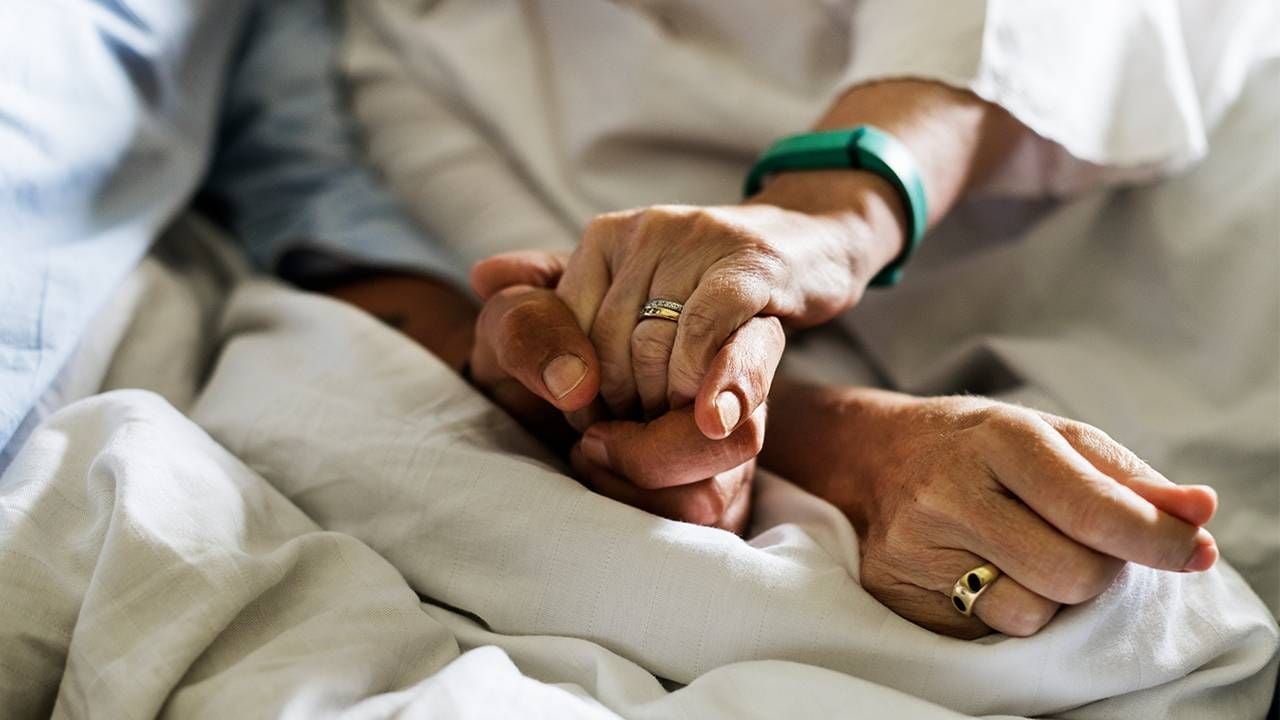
[0,228,1275,718]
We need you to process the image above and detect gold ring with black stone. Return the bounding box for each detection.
[950,563,1000,617]
[639,298,684,323]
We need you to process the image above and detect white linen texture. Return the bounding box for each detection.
[0,237,1274,718]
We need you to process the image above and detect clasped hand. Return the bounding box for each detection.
[465,204,1218,639]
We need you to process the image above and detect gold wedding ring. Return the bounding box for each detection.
[639,298,684,323]
[950,563,1000,617]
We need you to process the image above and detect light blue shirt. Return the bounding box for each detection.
[0,0,463,458]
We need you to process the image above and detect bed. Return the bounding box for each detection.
[0,214,1274,718]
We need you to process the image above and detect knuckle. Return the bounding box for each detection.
[687,205,730,237]
[760,315,785,345]
[1079,422,1149,474]
[588,314,625,348]
[1068,419,1111,446]
[630,327,674,369]
[976,404,1037,441]
[580,219,609,250]
[584,210,629,238]
[708,257,774,306]
[741,243,788,284]
[910,477,958,526]
[678,304,722,346]
[1062,418,1112,450]
[633,205,690,245]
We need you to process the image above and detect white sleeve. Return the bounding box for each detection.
[842,0,1280,196]
[341,1,578,270]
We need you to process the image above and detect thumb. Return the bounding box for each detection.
[692,316,785,440]
[474,285,600,411]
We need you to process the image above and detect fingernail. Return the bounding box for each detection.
[543,354,587,399]
[581,431,609,467]
[715,391,741,437]
[1183,528,1218,572]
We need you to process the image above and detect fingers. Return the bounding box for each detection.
[589,258,658,417]
[570,445,754,531]
[473,285,601,411]
[667,258,776,404]
[692,316,785,440]
[861,546,1061,639]
[921,548,1061,638]
[631,318,678,417]
[632,252,706,415]
[471,250,570,299]
[970,574,1061,638]
[972,407,1215,573]
[579,403,766,490]
[566,211,675,418]
[961,489,1124,605]
[555,215,622,331]
[557,213,639,417]
[1039,413,1218,527]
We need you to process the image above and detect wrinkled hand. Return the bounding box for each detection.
[763,383,1219,638]
[556,171,904,438]
[470,251,781,532]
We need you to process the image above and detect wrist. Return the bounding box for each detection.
[762,380,919,525]
[748,170,908,292]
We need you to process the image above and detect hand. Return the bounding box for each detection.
[320,255,770,533]
[554,80,1021,440]
[762,382,1219,639]
[468,251,603,450]
[570,393,767,534]
[556,186,899,435]
[472,251,782,532]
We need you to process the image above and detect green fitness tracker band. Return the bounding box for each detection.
[743,126,928,287]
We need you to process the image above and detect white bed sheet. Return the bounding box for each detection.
[0,224,1274,718]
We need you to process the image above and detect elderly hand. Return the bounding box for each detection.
[554,80,1022,439]
[469,251,779,532]
[762,381,1219,639]
[555,174,903,437]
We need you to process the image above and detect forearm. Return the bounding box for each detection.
[813,79,1024,224]
[748,80,1026,289]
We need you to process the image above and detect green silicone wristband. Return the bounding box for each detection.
[743,126,928,287]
